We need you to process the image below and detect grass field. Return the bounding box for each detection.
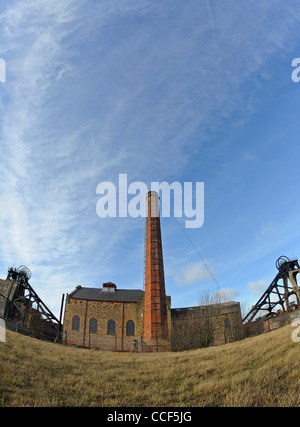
[0,324,300,407]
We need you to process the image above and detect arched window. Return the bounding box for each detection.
[107,319,116,335]
[89,318,97,334]
[126,320,135,336]
[72,315,80,331]
[224,318,230,328]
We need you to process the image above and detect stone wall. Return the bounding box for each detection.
[63,293,173,351]
[171,302,244,351]
[63,295,145,350]
[63,295,243,352]
[0,279,18,317]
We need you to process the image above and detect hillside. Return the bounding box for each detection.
[0,324,300,407]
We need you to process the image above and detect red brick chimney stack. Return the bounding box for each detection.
[143,191,169,343]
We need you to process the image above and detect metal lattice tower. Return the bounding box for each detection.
[243,256,300,323]
[5,266,60,330]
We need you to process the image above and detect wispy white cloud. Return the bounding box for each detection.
[169,261,214,286]
[1,0,300,316]
[247,278,270,296]
[256,221,277,239]
[0,0,98,314]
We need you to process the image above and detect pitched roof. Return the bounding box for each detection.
[68,286,144,303]
[171,301,241,317]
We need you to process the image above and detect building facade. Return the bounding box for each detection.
[62,191,243,352]
[62,285,243,352]
[171,301,244,351]
[63,191,172,352]
[63,282,172,352]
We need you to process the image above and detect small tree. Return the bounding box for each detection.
[171,309,213,351]
[172,288,244,351]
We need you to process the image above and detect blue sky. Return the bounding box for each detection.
[1,0,300,318]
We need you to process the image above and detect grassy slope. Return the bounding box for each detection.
[0,324,300,407]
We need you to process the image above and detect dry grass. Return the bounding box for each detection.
[0,324,300,407]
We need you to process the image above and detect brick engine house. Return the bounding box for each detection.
[63,191,172,352]
[62,191,243,352]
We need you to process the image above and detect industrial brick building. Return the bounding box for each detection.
[62,191,243,352]
[63,191,172,352]
[63,282,172,351]
[171,301,243,351]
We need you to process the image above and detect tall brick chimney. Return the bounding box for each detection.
[143,191,169,345]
